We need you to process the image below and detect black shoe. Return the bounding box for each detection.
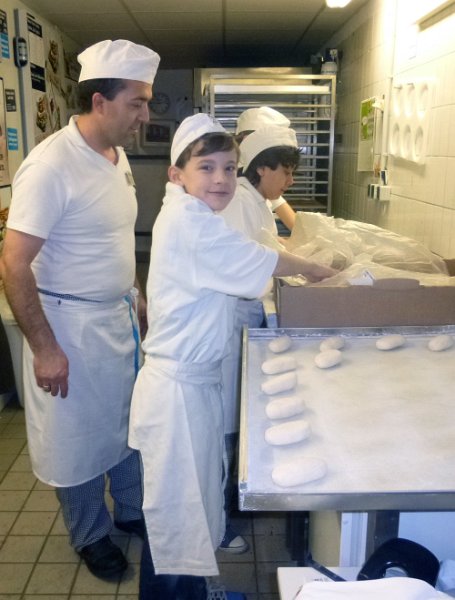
[114,517,146,540]
[78,535,128,579]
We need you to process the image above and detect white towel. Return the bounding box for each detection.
[295,577,449,600]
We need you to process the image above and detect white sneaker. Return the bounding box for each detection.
[206,580,246,600]
[218,526,249,554]
[206,579,227,600]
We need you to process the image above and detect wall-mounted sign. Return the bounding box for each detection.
[0,78,11,186]
[5,89,16,112]
[7,128,18,151]
[0,9,10,60]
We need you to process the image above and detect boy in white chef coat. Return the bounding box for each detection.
[128,113,335,600]
[219,123,301,553]
[235,106,297,232]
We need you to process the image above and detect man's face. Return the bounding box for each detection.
[102,80,153,147]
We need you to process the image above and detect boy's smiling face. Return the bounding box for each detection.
[169,143,238,212]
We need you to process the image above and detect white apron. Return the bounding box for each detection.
[129,355,225,577]
[23,293,138,487]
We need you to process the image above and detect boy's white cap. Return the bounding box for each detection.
[240,125,298,170]
[236,107,291,134]
[171,113,226,165]
[78,39,160,84]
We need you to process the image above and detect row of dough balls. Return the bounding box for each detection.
[376,333,454,352]
[257,331,454,489]
[262,334,327,488]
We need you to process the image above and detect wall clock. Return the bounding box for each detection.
[148,92,171,115]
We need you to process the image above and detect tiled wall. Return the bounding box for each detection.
[328,0,455,259]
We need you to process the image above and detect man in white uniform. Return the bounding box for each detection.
[0,39,160,579]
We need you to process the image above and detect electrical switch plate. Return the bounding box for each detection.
[378,186,391,201]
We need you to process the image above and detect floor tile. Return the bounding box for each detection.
[256,561,294,594]
[0,455,16,472]
[71,596,116,599]
[9,454,32,472]
[50,511,68,535]
[0,563,34,593]
[0,535,45,562]
[22,490,60,512]
[0,511,17,535]
[23,596,68,599]
[1,423,27,439]
[0,439,26,454]
[10,511,56,535]
[253,512,288,535]
[0,398,295,599]
[0,490,28,511]
[39,535,79,563]
[116,564,140,594]
[0,471,37,491]
[254,533,292,563]
[215,561,258,593]
[72,563,121,595]
[25,562,78,594]
[125,536,143,563]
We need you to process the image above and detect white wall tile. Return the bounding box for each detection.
[331,0,455,257]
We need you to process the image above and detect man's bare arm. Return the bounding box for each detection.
[0,229,69,397]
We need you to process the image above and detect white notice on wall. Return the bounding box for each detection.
[357,97,377,172]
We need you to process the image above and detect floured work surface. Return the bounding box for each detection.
[239,326,455,511]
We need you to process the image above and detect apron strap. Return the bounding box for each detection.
[125,291,141,377]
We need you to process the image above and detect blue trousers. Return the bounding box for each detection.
[56,450,143,550]
[139,533,207,600]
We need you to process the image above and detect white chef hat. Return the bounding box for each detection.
[236,107,291,134]
[78,39,160,84]
[171,113,227,165]
[240,125,298,170]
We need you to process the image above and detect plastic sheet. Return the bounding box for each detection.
[286,213,449,279]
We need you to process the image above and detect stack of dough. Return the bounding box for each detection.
[261,337,297,395]
[261,333,328,488]
[315,336,345,369]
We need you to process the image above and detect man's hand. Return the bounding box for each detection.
[34,344,69,398]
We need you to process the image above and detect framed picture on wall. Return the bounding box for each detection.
[140,119,175,155]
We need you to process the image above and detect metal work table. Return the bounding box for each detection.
[239,326,455,514]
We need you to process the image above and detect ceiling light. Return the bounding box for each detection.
[326,0,352,7]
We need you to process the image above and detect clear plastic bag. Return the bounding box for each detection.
[285,213,449,285]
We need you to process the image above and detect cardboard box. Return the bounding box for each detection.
[274,262,455,328]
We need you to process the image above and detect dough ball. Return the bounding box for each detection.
[272,457,327,487]
[261,371,297,395]
[265,419,311,446]
[314,349,342,369]
[376,334,405,351]
[319,336,344,351]
[266,396,305,420]
[268,335,292,353]
[261,356,297,375]
[428,334,453,352]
